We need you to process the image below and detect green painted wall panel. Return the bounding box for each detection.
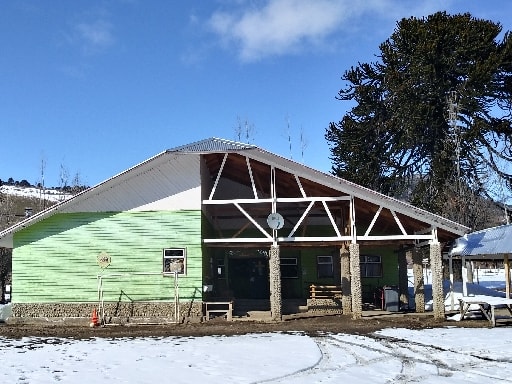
[13,211,203,303]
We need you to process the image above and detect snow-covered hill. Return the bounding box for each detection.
[0,185,73,203]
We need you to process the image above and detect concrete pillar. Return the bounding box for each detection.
[411,247,425,313]
[466,260,474,284]
[340,245,352,315]
[462,256,468,296]
[349,243,362,319]
[398,248,409,311]
[430,242,445,320]
[269,244,282,321]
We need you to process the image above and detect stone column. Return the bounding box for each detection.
[430,242,445,320]
[349,243,362,319]
[398,247,409,311]
[269,244,282,321]
[466,260,474,284]
[340,245,352,315]
[412,247,425,313]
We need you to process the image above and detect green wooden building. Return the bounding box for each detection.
[0,138,469,323]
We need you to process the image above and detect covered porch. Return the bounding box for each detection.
[195,144,468,320]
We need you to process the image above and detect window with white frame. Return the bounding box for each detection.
[317,255,334,278]
[360,255,382,277]
[280,257,298,279]
[163,248,186,275]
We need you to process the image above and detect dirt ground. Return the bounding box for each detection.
[0,314,496,339]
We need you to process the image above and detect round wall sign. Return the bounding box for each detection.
[267,212,284,230]
[97,252,111,268]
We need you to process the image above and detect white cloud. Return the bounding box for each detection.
[63,8,115,57]
[74,19,115,54]
[209,0,351,61]
[207,0,456,62]
[77,20,114,48]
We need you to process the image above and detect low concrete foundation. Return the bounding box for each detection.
[9,301,203,325]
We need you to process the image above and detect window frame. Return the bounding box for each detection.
[280,257,299,279]
[360,254,382,278]
[317,255,334,278]
[163,248,186,276]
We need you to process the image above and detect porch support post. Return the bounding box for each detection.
[398,247,409,311]
[449,254,455,311]
[412,247,425,313]
[505,255,511,299]
[349,243,362,319]
[340,244,352,315]
[462,256,468,296]
[430,241,445,320]
[269,244,282,321]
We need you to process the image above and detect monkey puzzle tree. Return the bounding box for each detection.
[326,12,512,228]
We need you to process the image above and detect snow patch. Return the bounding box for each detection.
[0,185,73,203]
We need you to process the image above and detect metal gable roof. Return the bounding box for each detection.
[168,137,256,153]
[449,224,512,258]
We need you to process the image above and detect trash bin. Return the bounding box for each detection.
[383,286,399,312]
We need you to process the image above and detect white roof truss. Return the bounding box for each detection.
[202,150,450,245]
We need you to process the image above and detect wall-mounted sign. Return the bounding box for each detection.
[97,252,111,268]
[267,212,284,230]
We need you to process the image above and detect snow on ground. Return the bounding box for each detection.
[0,328,511,383]
[0,185,72,202]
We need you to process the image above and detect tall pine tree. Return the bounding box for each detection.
[326,12,512,228]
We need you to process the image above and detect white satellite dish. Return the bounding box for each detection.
[267,212,284,230]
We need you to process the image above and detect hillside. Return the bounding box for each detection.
[0,185,73,232]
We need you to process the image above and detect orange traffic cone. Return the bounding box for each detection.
[90,309,100,327]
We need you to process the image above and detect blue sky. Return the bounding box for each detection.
[2,0,512,188]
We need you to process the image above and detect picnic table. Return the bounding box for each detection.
[458,296,512,327]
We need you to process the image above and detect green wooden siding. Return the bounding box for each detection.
[299,247,336,298]
[298,246,399,300]
[360,246,398,288]
[12,211,202,303]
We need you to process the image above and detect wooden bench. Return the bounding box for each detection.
[203,301,233,321]
[309,284,342,299]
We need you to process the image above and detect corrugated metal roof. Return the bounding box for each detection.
[168,137,256,153]
[450,224,512,258]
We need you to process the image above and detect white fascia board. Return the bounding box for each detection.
[358,234,434,241]
[203,198,274,205]
[202,196,350,205]
[203,238,273,243]
[203,234,434,244]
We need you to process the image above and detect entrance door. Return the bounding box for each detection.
[229,257,269,299]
